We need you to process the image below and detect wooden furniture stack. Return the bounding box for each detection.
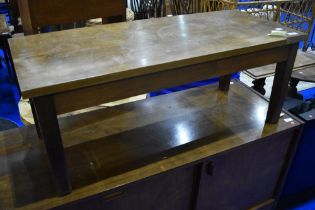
[0,3,308,210]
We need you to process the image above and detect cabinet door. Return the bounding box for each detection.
[56,165,198,210]
[196,131,295,210]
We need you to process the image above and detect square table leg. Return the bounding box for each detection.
[266,43,299,123]
[30,99,42,138]
[219,74,232,91]
[32,95,72,195]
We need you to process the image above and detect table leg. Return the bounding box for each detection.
[30,99,42,138]
[219,74,232,91]
[32,95,72,195]
[266,43,298,123]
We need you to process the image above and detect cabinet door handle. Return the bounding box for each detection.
[206,161,214,176]
[104,191,124,201]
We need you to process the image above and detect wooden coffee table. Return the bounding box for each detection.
[9,10,306,195]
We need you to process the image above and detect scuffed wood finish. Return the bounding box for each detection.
[18,0,127,35]
[195,131,292,209]
[0,81,302,210]
[9,10,306,98]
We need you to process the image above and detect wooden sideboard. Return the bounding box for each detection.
[0,81,303,209]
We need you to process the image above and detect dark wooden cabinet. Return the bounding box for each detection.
[56,165,198,210]
[56,130,298,210]
[195,131,295,210]
[0,82,303,210]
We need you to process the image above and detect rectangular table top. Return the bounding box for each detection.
[9,10,306,98]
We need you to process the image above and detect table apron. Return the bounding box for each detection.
[53,45,291,115]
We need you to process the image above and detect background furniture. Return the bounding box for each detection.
[0,13,14,80]
[169,0,219,15]
[241,0,315,95]
[288,0,315,98]
[0,0,12,26]
[289,63,315,99]
[18,0,127,35]
[130,0,166,19]
[0,81,304,209]
[280,0,314,51]
[8,0,22,33]
[217,0,288,20]
[244,50,315,95]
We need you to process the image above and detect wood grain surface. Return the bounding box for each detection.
[9,10,306,98]
[0,81,302,210]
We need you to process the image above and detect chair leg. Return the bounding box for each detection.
[252,78,266,95]
[3,47,13,79]
[0,56,3,69]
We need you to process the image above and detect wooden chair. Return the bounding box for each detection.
[130,0,166,19]
[169,0,199,15]
[169,0,219,15]
[280,0,314,51]
[18,0,127,35]
[282,0,315,99]
[7,0,22,33]
[219,0,288,21]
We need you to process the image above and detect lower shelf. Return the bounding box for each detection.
[0,80,302,209]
